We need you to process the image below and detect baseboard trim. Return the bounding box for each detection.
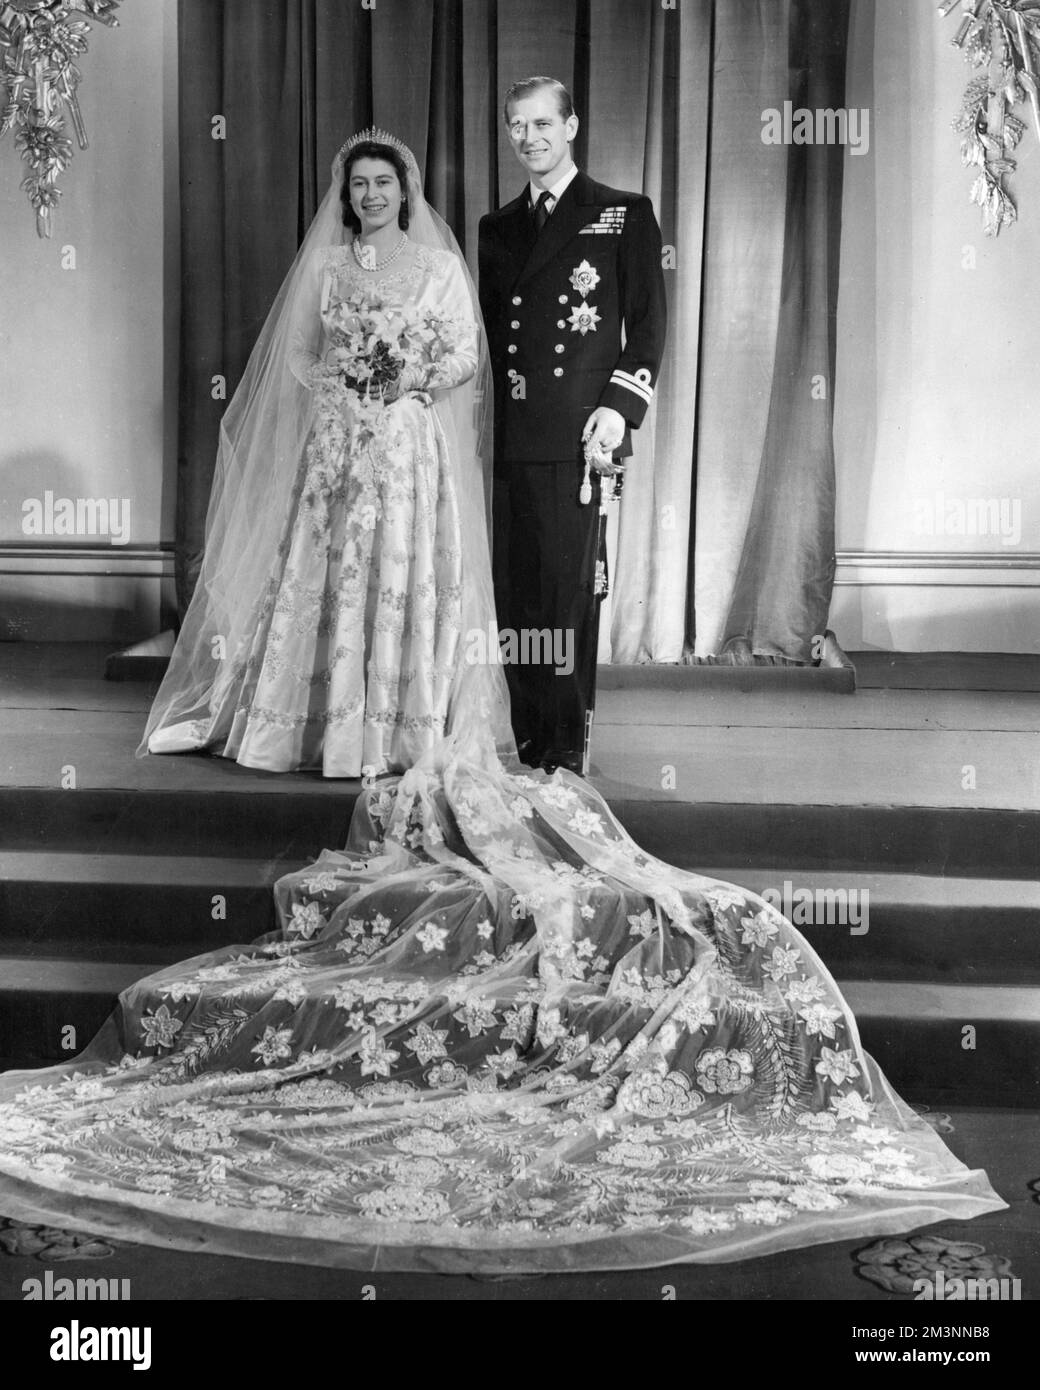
[0,546,175,644]
[0,545,174,578]
[836,550,1040,587]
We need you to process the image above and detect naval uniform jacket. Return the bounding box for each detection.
[478,170,668,465]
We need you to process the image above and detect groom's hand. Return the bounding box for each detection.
[582,406,626,474]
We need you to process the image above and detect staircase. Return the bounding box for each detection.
[1,643,1037,1107]
[1,787,1037,1105]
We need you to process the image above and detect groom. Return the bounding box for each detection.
[479,76,667,774]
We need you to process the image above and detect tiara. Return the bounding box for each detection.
[334,127,418,177]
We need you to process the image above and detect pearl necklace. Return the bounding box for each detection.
[352,231,407,272]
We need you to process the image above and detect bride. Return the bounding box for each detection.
[142,132,490,777]
[0,133,1004,1274]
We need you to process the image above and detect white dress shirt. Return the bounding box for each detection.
[528,162,579,219]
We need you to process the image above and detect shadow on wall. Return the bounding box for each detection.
[0,450,137,550]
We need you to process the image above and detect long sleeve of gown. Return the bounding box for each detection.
[287,249,328,389]
[407,255,479,393]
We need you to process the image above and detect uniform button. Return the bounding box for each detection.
[507,344,517,354]
[554,344,565,354]
[507,368,517,379]
[557,319,566,329]
[558,295,568,304]
[553,367,564,377]
[510,320,520,329]
[512,296,522,306]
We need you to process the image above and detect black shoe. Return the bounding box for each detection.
[541,750,584,776]
[515,739,543,769]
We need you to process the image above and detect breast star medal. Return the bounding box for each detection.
[569,260,601,297]
[568,301,602,335]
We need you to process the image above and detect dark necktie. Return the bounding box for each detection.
[532,189,552,234]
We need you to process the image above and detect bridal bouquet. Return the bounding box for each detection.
[322,289,462,405]
[302,289,464,531]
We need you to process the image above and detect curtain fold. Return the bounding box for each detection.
[712,0,850,661]
[691,0,793,659]
[310,1,373,220]
[372,0,434,157]
[607,0,710,662]
[176,0,850,663]
[177,0,307,604]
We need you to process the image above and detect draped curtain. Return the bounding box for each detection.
[177,0,851,662]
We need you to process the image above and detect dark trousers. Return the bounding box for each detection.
[492,459,602,765]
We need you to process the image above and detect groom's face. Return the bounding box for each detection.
[506,90,578,185]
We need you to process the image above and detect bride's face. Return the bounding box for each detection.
[348,158,404,235]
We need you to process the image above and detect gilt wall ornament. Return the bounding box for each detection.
[0,0,121,237]
[942,0,1040,235]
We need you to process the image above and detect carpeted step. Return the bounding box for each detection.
[842,981,1040,1107]
[1,853,1038,984]
[0,957,159,1068]
[3,786,1038,878]
[610,800,1040,880]
[0,786,359,861]
[693,867,1040,984]
[1,957,1038,1105]
[0,851,294,963]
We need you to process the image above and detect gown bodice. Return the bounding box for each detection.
[290,240,480,396]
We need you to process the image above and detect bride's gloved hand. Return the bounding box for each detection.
[384,366,431,407]
[306,360,345,394]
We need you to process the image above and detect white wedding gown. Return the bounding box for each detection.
[147,244,475,777]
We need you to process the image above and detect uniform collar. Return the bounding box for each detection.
[528,162,579,209]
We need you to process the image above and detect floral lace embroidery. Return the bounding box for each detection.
[188,245,467,775]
